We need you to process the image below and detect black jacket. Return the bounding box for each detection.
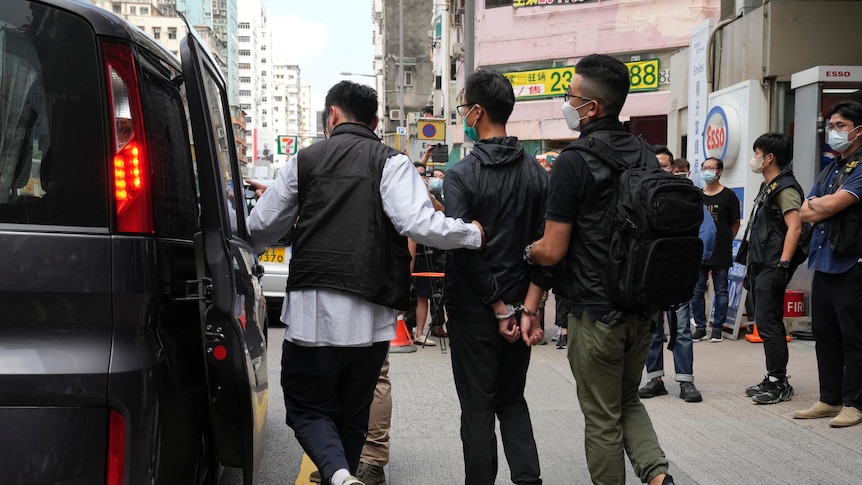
[443,136,550,321]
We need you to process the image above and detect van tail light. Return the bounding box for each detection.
[106,409,126,485]
[103,42,153,234]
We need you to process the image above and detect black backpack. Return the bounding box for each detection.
[564,135,704,314]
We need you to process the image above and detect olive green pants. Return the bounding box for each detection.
[568,309,669,484]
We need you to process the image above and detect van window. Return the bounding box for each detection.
[0,3,108,227]
[199,65,247,238]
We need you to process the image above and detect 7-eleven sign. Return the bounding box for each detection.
[277,135,298,155]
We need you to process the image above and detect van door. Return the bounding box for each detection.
[180,31,267,484]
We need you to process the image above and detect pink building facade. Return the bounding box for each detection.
[449,0,720,150]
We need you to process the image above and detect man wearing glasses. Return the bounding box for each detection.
[445,69,549,484]
[527,54,674,485]
[795,100,862,428]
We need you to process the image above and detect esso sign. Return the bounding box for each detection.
[706,124,726,152]
[825,71,852,78]
[702,105,740,166]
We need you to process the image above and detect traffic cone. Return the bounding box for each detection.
[744,324,763,343]
[390,315,416,353]
[744,324,792,343]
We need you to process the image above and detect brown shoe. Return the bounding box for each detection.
[829,406,862,428]
[792,401,842,419]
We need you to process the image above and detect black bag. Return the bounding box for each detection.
[566,136,704,314]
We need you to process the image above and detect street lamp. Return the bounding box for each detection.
[340,71,376,78]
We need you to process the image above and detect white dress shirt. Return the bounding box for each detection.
[247,150,481,347]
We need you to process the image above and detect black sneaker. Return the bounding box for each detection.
[679,382,703,402]
[752,376,794,404]
[709,329,723,342]
[556,334,568,349]
[638,378,668,398]
[745,375,770,397]
[355,462,386,485]
[692,328,707,341]
[662,474,676,485]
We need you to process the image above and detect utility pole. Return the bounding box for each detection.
[464,0,474,79]
[441,2,450,127]
[398,0,405,151]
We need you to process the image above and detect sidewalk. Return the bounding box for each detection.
[383,304,862,484]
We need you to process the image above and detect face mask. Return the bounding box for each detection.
[561,100,591,131]
[701,170,718,183]
[463,105,479,142]
[827,126,859,153]
[749,156,765,174]
[675,172,688,178]
[429,178,443,192]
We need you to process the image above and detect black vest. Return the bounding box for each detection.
[748,170,803,267]
[287,123,411,310]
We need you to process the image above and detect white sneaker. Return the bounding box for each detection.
[415,334,436,346]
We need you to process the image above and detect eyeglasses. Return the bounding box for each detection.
[456,104,475,116]
[563,93,601,104]
[827,122,857,132]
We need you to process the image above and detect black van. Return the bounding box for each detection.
[0,1,268,483]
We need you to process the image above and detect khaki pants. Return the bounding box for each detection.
[568,310,669,484]
[360,355,391,467]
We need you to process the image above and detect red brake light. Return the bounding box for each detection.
[107,409,126,485]
[103,42,153,234]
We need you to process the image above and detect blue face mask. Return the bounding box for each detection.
[463,105,479,142]
[701,170,718,184]
[429,177,443,192]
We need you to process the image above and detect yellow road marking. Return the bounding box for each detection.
[295,453,319,485]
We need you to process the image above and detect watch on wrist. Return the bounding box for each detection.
[778,260,790,269]
[495,304,517,320]
[523,243,535,265]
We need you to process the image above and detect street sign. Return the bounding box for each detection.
[396,126,407,135]
[417,118,446,141]
[277,135,298,156]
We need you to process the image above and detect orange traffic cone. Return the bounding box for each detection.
[744,324,763,343]
[744,324,792,343]
[390,315,416,353]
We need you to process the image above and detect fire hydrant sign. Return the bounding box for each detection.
[278,135,298,156]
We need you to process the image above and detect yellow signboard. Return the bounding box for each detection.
[504,59,660,100]
[504,67,574,99]
[627,59,660,92]
[416,118,446,141]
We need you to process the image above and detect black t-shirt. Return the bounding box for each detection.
[703,186,740,268]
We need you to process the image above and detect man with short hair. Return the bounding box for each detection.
[247,81,485,485]
[654,146,674,172]
[445,69,548,484]
[527,54,674,485]
[795,100,862,427]
[693,157,741,341]
[739,132,803,404]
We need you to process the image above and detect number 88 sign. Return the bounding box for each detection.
[627,59,659,92]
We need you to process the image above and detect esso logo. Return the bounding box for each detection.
[703,106,730,160]
[706,125,726,151]
[825,71,851,78]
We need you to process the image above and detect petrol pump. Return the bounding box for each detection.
[791,66,862,192]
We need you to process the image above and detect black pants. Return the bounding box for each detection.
[280,340,389,481]
[749,266,791,378]
[812,267,862,408]
[554,295,571,329]
[448,315,542,485]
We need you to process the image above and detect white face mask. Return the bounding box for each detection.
[561,100,591,131]
[749,156,765,174]
[827,126,860,153]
